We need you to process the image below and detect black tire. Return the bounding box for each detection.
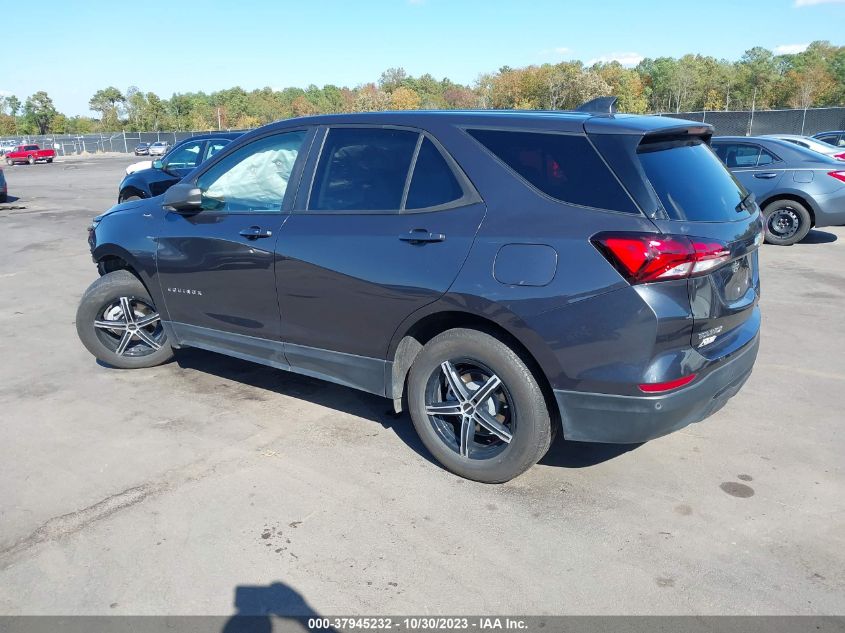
[76,270,173,369]
[5,158,12,166]
[46,158,53,163]
[27,155,35,165]
[407,328,552,483]
[763,199,812,246]
[0,193,7,203]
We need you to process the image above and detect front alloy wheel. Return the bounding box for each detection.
[76,269,174,369]
[94,296,164,357]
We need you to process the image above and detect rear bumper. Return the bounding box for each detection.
[554,333,759,444]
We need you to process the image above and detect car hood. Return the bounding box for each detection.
[94,198,149,222]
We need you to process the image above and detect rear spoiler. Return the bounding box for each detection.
[576,96,618,114]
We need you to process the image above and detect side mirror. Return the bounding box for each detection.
[162,182,202,212]
[152,159,163,170]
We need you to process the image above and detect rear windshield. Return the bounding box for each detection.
[638,138,750,222]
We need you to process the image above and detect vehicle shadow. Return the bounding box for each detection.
[221,581,337,633]
[173,348,439,468]
[0,194,20,204]
[799,229,838,244]
[539,436,641,468]
[173,348,635,471]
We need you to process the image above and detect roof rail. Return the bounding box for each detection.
[575,96,618,114]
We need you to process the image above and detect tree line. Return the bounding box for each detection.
[1,41,843,137]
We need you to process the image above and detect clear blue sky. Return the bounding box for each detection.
[1,0,843,116]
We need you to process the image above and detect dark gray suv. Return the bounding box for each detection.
[76,105,762,482]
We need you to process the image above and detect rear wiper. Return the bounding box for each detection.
[736,191,755,212]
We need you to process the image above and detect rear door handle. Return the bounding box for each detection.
[399,229,446,244]
[239,226,273,239]
[754,172,777,179]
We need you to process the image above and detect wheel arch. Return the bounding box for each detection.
[92,245,158,306]
[387,308,561,430]
[118,185,147,202]
[759,191,817,227]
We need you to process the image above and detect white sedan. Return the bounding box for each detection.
[762,134,845,160]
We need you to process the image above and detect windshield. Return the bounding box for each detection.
[638,138,750,222]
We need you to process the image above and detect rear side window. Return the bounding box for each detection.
[714,143,760,168]
[639,139,749,222]
[310,128,418,211]
[406,138,463,209]
[467,129,637,213]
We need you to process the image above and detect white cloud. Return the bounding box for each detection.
[408,0,425,4]
[774,43,809,54]
[794,0,845,6]
[553,47,571,55]
[587,52,644,67]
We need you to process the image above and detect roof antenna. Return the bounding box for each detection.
[575,96,618,114]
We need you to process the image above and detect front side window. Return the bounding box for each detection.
[467,129,636,213]
[816,134,838,146]
[163,142,203,171]
[309,128,418,211]
[197,131,306,213]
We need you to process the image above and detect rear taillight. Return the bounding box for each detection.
[592,233,731,284]
[828,170,845,183]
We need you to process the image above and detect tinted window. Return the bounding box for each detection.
[816,134,838,146]
[467,129,636,213]
[310,128,418,211]
[24,145,38,151]
[197,130,306,213]
[163,141,203,170]
[406,138,464,209]
[757,149,778,166]
[638,139,748,222]
[205,140,229,161]
[716,143,760,168]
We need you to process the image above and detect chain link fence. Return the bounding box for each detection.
[2,107,844,153]
[0,130,244,156]
[659,106,845,137]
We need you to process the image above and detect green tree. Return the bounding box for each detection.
[23,91,58,134]
[4,95,21,117]
[89,86,125,130]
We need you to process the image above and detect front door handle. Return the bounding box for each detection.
[239,226,273,239]
[399,229,446,244]
[754,172,777,179]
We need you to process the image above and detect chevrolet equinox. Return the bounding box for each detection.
[77,103,762,482]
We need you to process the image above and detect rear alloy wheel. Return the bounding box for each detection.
[763,199,811,246]
[27,155,35,165]
[408,328,552,483]
[76,269,173,369]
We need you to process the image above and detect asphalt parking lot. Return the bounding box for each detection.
[0,155,843,616]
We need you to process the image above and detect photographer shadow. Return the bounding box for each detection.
[222,581,338,633]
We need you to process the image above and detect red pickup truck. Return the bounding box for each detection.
[5,144,56,165]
